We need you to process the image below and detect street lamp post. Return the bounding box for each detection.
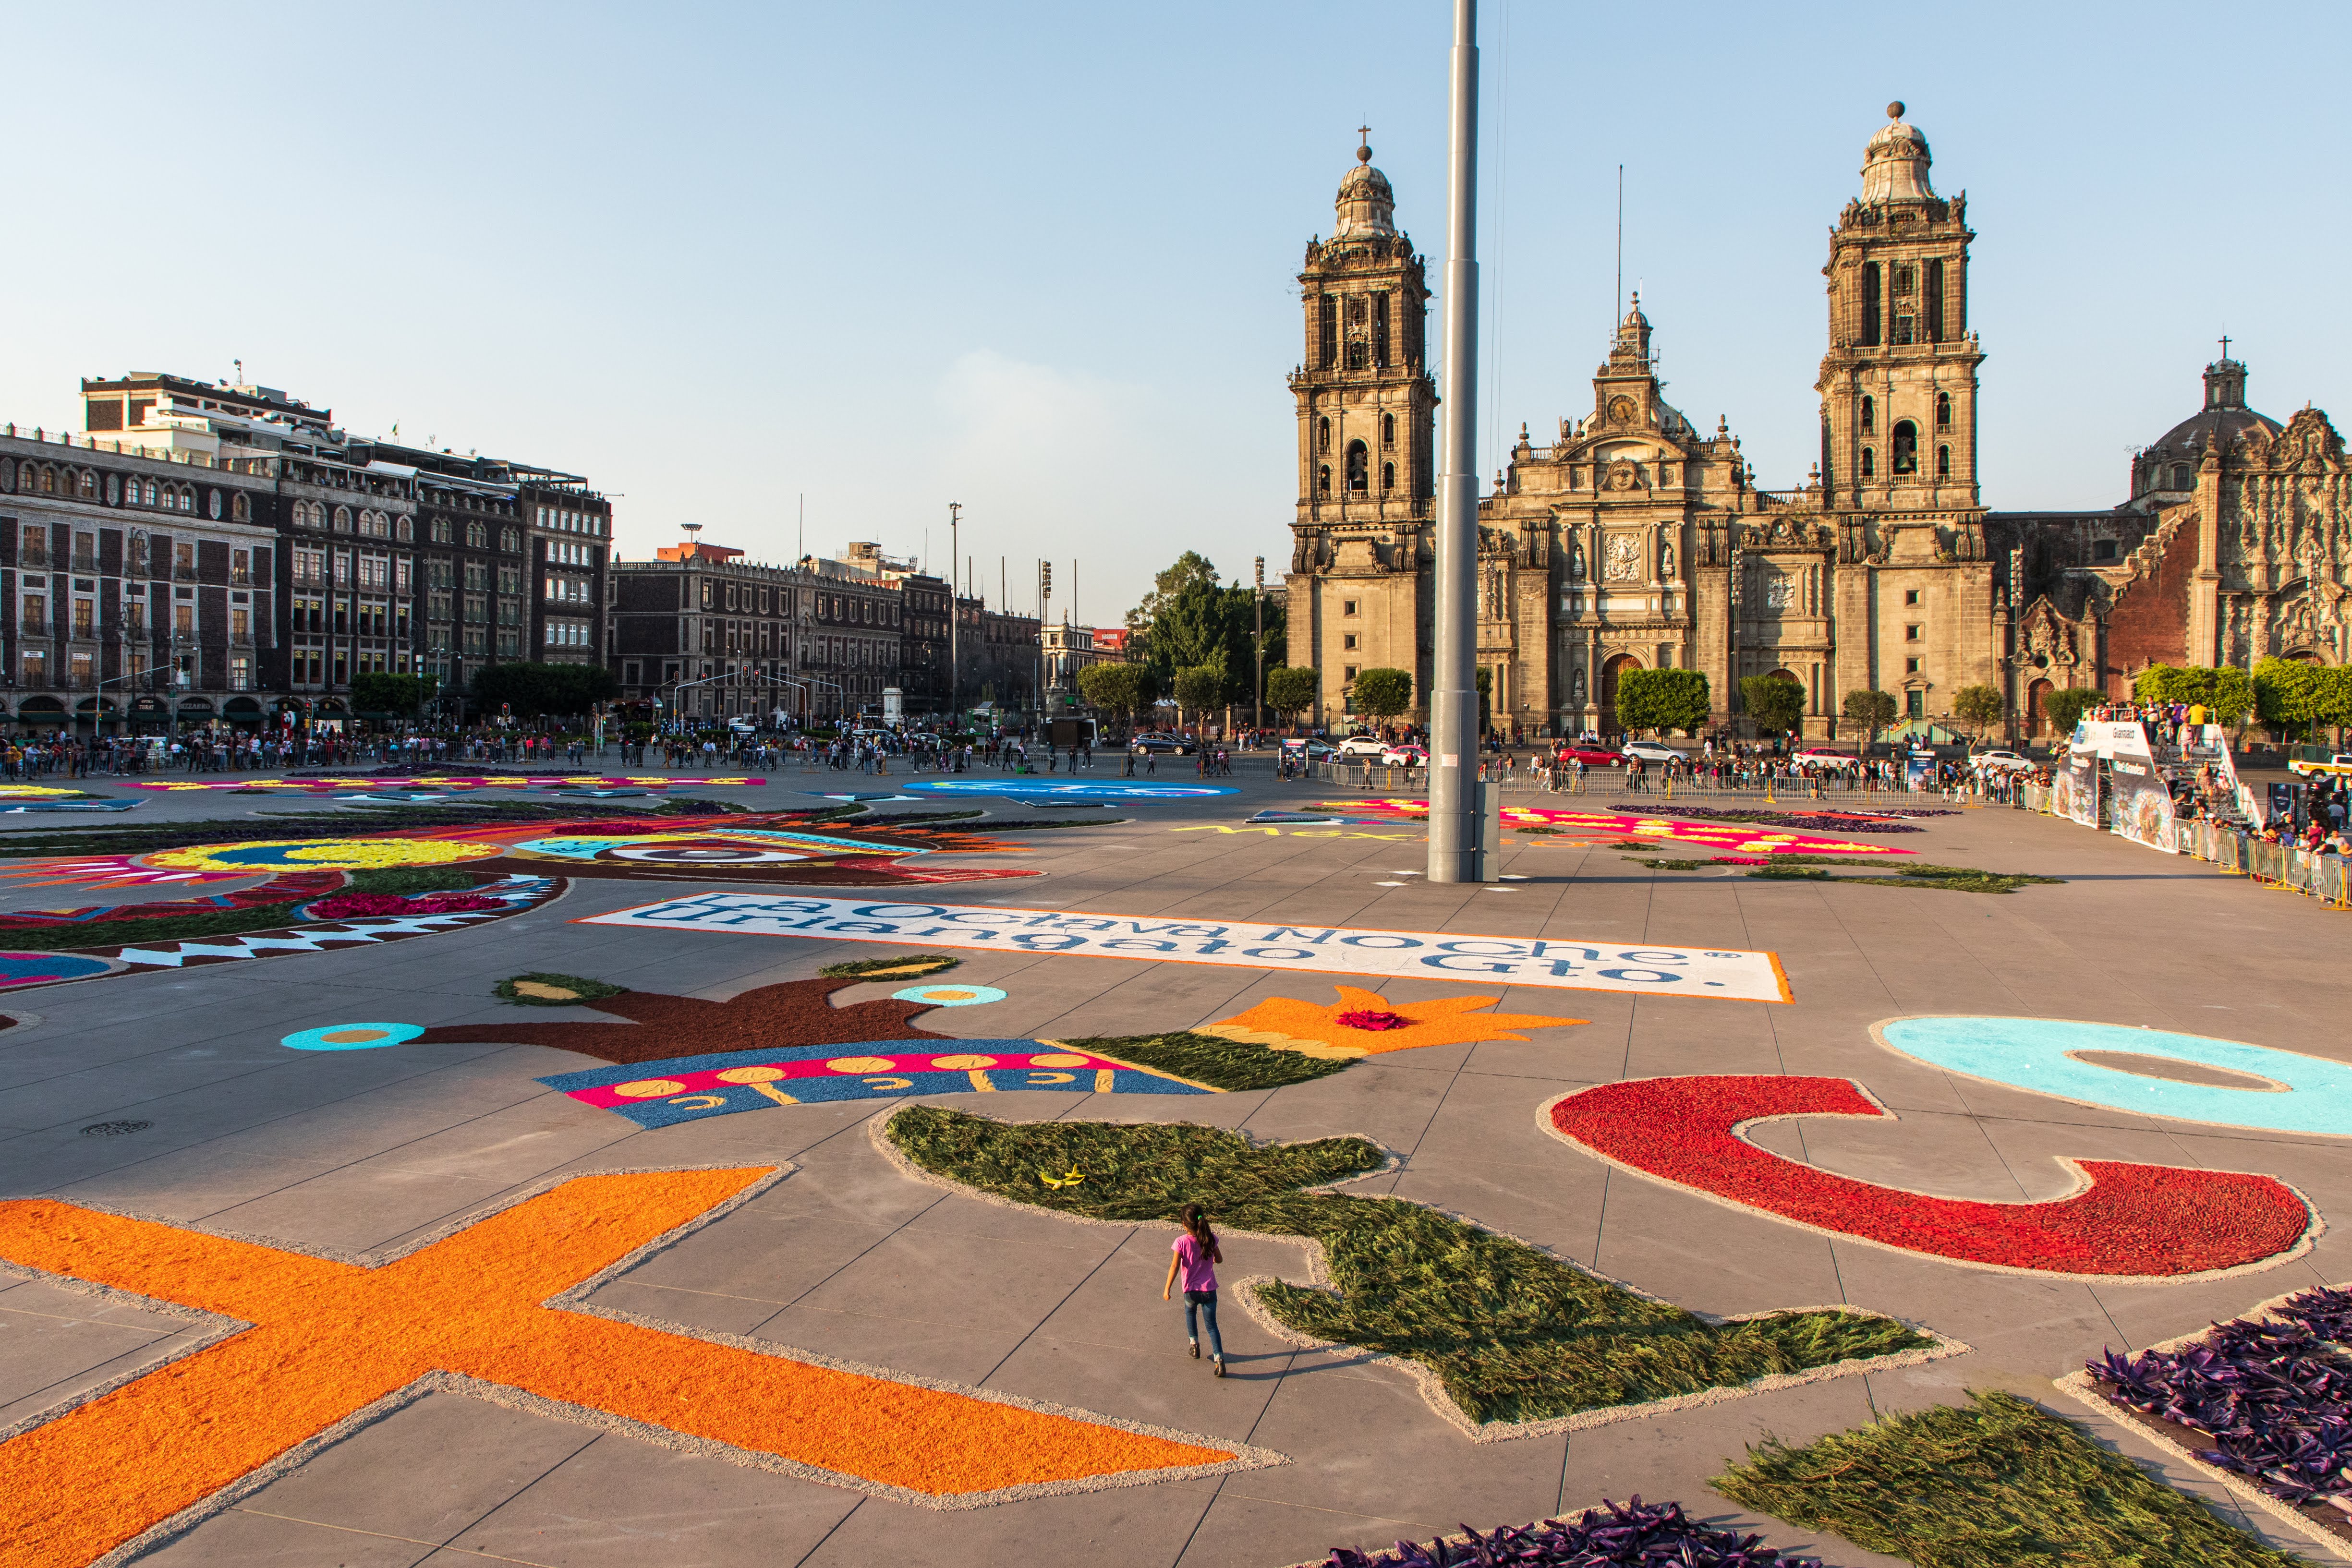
[947,502,960,720]
[1427,0,1484,884]
[1253,556,1267,732]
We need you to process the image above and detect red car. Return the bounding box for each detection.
[1552,746,1625,767]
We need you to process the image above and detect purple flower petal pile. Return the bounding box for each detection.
[1317,1497,1819,1567]
[2087,1286,2352,1514]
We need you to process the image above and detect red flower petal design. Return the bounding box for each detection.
[1547,1075,2312,1278]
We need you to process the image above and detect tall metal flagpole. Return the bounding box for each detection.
[947,503,961,717]
[1428,0,1482,883]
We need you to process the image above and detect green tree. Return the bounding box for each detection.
[1738,674,1807,736]
[1263,665,1319,726]
[1476,667,1492,735]
[1841,688,1898,746]
[2041,686,2102,736]
[2133,663,2204,706]
[352,672,434,716]
[2254,656,2320,738]
[470,662,618,719]
[1076,662,1141,724]
[1127,551,1221,654]
[2208,666,2255,732]
[1172,662,1226,725]
[1614,669,1711,736]
[1350,667,1413,725]
[1952,683,2006,742]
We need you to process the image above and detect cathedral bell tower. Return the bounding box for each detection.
[1286,134,1437,727]
[1291,134,1434,549]
[1818,102,1984,514]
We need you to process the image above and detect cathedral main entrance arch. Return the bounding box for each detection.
[1599,653,1643,735]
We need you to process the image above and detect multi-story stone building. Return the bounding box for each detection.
[1284,107,2351,740]
[0,422,280,731]
[65,373,615,727]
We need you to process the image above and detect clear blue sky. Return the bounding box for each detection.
[2,2,2342,624]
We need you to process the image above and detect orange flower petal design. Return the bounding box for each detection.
[1202,985,1585,1057]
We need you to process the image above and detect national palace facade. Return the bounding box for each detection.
[1285,107,2352,738]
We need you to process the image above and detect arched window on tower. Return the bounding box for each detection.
[1861,447,1876,479]
[1345,440,1369,493]
[1317,416,1330,452]
[1861,262,1883,347]
[1317,464,1331,496]
[1926,259,1945,342]
[1936,445,1951,479]
[1382,412,1394,446]
[1935,392,1952,430]
[1890,421,1919,475]
[1860,396,1874,434]
[1382,461,1394,491]
[2171,463,2192,489]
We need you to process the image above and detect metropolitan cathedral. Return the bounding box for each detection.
[1284,106,2352,738]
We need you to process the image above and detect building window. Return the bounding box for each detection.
[1860,396,1874,434]
[1904,624,1921,641]
[1904,589,1919,605]
[1317,416,1330,452]
[1905,657,1921,674]
[1382,461,1394,491]
[1861,447,1875,479]
[1861,262,1882,347]
[1890,420,1918,475]
[1343,664,1358,681]
[1342,634,1358,651]
[1936,445,1951,478]
[1893,314,1915,346]
[1346,440,1368,492]
[1925,258,1945,343]
[1342,599,1358,615]
[1892,265,1915,297]
[2094,539,2118,562]
[1381,412,1394,446]
[1318,294,1337,369]
[1317,464,1331,496]
[1935,391,1952,430]
[2171,464,2192,489]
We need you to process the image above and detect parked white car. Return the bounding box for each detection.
[1969,749,2037,773]
[1619,741,1683,765]
[1336,735,1390,759]
[1793,748,1863,770]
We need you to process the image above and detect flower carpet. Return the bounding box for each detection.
[0,809,1051,892]
[1314,800,1913,857]
[118,774,767,791]
[1544,1075,2315,1278]
[0,1169,1262,1568]
[1199,985,1585,1059]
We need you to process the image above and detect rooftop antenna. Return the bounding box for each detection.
[681,521,703,551]
[797,493,804,563]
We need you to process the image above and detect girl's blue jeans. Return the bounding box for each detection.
[1183,1290,1224,1360]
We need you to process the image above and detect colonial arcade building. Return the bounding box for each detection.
[1285,108,2352,739]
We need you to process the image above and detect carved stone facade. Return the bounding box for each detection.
[1284,107,2348,739]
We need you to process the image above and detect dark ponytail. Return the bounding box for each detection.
[1180,1203,1220,1264]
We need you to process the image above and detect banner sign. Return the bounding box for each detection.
[2107,755,2177,852]
[577,894,1792,1003]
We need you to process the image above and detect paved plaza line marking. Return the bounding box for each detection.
[0,1168,1277,1566]
[577,894,1792,1003]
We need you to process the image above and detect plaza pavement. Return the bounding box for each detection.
[0,760,2346,1565]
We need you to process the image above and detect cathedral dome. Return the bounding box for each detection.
[2143,358,2280,483]
[1333,137,1397,240]
[1860,101,1936,203]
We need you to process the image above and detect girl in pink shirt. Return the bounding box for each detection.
[1160,1204,1225,1376]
